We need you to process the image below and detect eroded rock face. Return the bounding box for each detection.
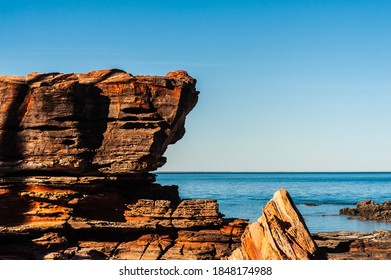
[0,181,247,259]
[0,69,249,260]
[0,69,198,177]
[340,200,391,223]
[228,188,318,260]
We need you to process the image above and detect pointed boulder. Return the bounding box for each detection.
[229,188,317,260]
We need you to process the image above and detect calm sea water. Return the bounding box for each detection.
[155,172,391,233]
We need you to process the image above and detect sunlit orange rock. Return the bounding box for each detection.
[229,188,318,260]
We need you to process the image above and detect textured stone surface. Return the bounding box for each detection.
[0,69,247,260]
[313,230,391,260]
[340,199,391,222]
[0,68,246,260]
[0,173,247,259]
[0,69,198,177]
[228,188,318,260]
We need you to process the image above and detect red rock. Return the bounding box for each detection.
[229,189,318,260]
[32,232,69,249]
[314,230,391,260]
[112,234,172,260]
[0,69,198,177]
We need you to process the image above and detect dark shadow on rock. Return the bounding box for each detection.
[0,81,30,226]
[73,83,110,173]
[0,77,111,226]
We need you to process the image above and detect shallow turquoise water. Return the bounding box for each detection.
[155,172,391,233]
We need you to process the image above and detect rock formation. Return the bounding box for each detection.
[313,230,391,260]
[1,69,389,260]
[340,200,391,223]
[228,188,318,260]
[0,69,198,177]
[0,69,247,260]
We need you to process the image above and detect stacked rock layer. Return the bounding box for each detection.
[0,69,198,177]
[0,70,249,259]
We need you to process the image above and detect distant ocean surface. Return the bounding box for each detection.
[155,172,391,233]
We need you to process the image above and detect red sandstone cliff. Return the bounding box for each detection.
[0,69,197,177]
[0,69,247,260]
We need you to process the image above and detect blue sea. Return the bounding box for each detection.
[155,172,391,233]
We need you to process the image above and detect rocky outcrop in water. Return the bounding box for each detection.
[340,199,391,223]
[228,189,318,260]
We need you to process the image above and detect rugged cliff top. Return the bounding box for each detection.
[0,69,198,180]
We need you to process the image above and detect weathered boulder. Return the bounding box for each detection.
[228,188,318,260]
[340,199,391,223]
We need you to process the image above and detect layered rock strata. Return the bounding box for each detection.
[340,199,391,223]
[0,69,249,260]
[0,181,247,259]
[313,230,391,260]
[0,69,197,177]
[228,189,318,260]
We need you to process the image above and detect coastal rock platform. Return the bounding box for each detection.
[313,230,391,260]
[0,181,248,260]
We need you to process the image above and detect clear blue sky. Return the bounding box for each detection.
[1,0,391,172]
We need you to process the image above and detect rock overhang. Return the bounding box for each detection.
[0,69,198,178]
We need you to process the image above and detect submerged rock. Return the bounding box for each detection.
[228,188,318,260]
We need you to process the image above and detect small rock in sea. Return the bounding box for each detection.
[303,203,319,206]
